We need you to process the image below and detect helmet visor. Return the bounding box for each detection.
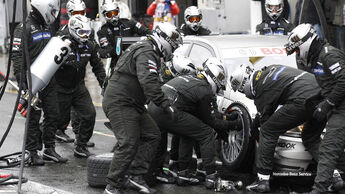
[188,16,201,23]
[269,5,281,13]
[105,9,119,19]
[72,10,86,16]
[76,29,91,38]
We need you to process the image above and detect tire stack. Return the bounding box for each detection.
[87,153,113,187]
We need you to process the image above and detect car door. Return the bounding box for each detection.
[187,41,216,68]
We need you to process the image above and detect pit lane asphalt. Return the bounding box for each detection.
[1,54,345,194]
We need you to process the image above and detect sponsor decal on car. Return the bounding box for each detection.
[221,47,288,57]
[272,172,312,177]
[277,142,296,149]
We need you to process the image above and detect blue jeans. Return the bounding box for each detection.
[336,25,345,52]
[313,24,324,39]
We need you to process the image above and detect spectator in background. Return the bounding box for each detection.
[332,0,345,52]
[294,0,324,38]
[60,0,69,27]
[322,0,337,47]
[115,0,131,19]
[83,0,99,19]
[256,0,294,35]
[147,0,180,29]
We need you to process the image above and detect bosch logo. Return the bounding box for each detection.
[277,142,296,149]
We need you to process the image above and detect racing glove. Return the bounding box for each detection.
[64,54,82,69]
[313,99,334,121]
[217,129,229,142]
[251,113,261,131]
[228,116,242,131]
[225,112,239,120]
[225,112,242,131]
[97,49,112,58]
[101,80,108,96]
[163,105,178,122]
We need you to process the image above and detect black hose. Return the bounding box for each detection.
[0,0,22,148]
[0,151,30,169]
[18,0,33,192]
[0,0,17,100]
[0,174,28,186]
[0,0,24,148]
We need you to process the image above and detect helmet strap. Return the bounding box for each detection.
[286,31,314,55]
[204,67,225,90]
[155,27,179,50]
[169,63,179,76]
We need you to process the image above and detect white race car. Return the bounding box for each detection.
[175,34,315,175]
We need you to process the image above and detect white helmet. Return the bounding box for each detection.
[66,0,86,18]
[68,15,91,43]
[31,0,60,25]
[285,23,317,67]
[101,0,120,26]
[230,64,254,98]
[184,6,202,31]
[150,22,183,62]
[265,0,284,20]
[166,54,196,77]
[201,57,226,94]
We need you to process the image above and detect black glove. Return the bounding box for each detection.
[229,116,243,131]
[251,113,261,131]
[64,54,82,69]
[217,129,229,142]
[97,50,112,58]
[101,80,108,96]
[313,99,334,121]
[225,112,239,120]
[163,105,178,122]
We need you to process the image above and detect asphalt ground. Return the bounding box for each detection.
[1,53,345,194]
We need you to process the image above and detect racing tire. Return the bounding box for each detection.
[87,153,113,187]
[218,103,255,172]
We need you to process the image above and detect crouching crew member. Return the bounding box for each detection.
[230,64,345,193]
[147,58,242,189]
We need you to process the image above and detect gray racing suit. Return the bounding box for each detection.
[97,18,152,70]
[55,27,106,147]
[256,18,294,35]
[179,24,211,36]
[252,65,325,175]
[102,38,170,188]
[147,74,238,174]
[304,39,345,193]
[12,10,59,152]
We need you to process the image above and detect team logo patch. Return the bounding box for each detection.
[148,60,157,74]
[32,32,51,42]
[329,62,341,75]
[312,66,325,75]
